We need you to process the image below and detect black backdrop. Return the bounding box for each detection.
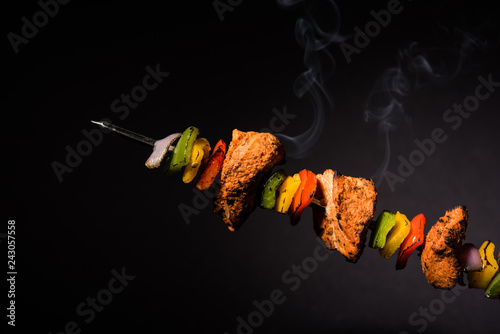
[5,0,500,333]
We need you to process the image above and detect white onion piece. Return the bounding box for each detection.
[145,133,181,169]
[459,243,483,271]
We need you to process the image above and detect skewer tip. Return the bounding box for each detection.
[90,120,156,147]
[91,120,105,127]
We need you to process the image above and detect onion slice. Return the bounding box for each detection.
[459,243,483,271]
[145,133,181,169]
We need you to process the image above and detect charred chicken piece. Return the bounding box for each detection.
[421,205,468,290]
[214,129,285,231]
[312,169,377,263]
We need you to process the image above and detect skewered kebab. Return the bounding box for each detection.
[91,121,500,299]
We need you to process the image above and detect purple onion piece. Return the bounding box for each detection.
[145,133,181,169]
[459,243,483,271]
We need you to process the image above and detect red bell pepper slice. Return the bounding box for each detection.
[396,213,426,270]
[289,169,317,226]
[210,139,226,157]
[195,139,226,191]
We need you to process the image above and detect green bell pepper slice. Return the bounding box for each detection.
[260,169,287,210]
[485,256,500,299]
[164,126,199,176]
[379,211,411,259]
[369,210,396,250]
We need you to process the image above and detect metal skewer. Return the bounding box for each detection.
[91,120,156,146]
[310,198,326,209]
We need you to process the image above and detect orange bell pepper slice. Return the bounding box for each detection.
[289,169,317,226]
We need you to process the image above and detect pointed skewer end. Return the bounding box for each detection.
[91,120,107,128]
[90,120,156,147]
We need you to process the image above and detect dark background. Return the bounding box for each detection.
[5,0,499,333]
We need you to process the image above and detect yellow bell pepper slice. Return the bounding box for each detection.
[182,138,211,183]
[274,173,301,214]
[468,240,498,290]
[379,211,411,259]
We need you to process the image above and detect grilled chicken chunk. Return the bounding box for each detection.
[421,206,468,289]
[312,169,377,263]
[214,129,285,231]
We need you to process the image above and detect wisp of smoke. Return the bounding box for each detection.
[276,0,347,158]
[365,29,489,188]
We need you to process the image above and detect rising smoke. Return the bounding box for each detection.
[276,0,497,178]
[364,27,492,188]
[275,0,348,158]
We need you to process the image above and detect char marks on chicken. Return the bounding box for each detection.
[312,169,377,263]
[214,129,285,231]
[421,206,468,290]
